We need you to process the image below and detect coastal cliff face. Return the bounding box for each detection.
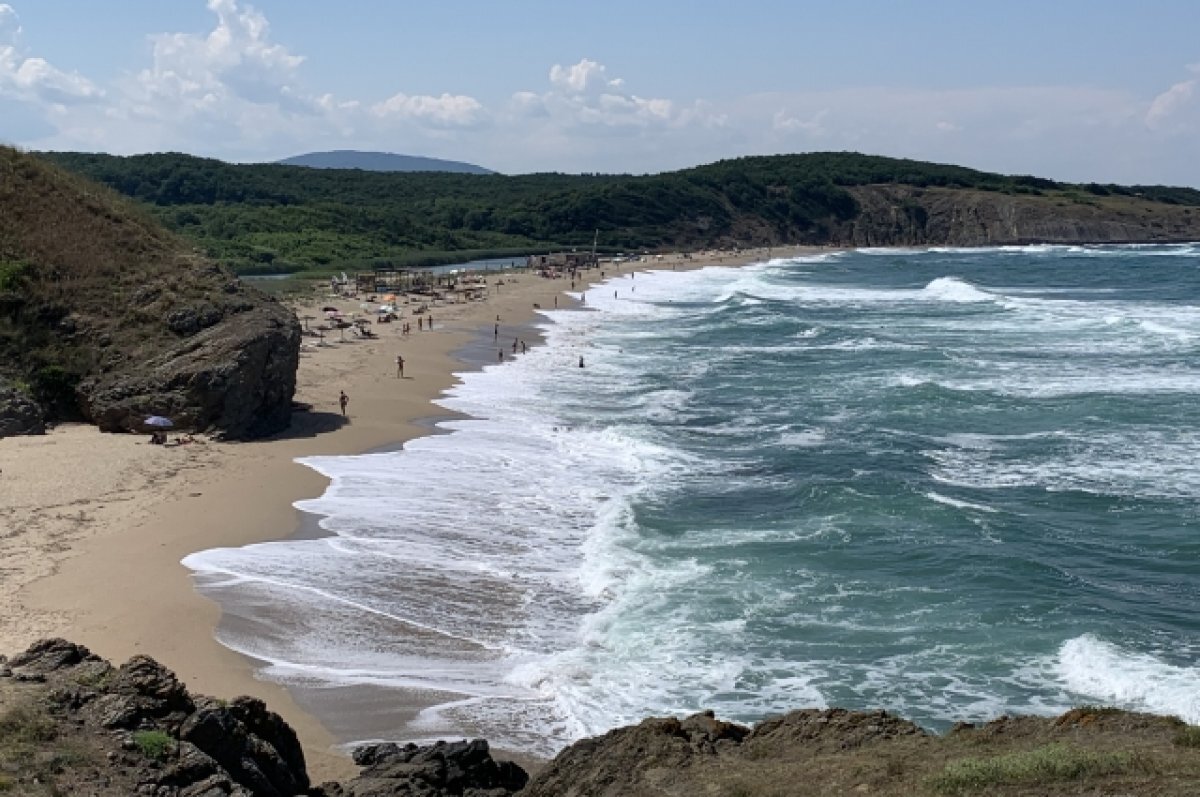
[3,640,1199,796]
[838,185,1200,247]
[0,146,299,439]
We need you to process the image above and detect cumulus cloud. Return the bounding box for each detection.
[371,92,484,127]
[131,0,308,116]
[512,57,718,133]
[0,4,102,105]
[549,58,622,94]
[4,1,1200,184]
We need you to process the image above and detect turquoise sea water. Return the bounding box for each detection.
[186,244,1200,755]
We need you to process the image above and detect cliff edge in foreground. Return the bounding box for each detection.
[0,146,299,439]
[2,639,1198,796]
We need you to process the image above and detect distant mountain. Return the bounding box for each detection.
[277,150,494,175]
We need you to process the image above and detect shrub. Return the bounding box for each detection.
[1174,725,1200,748]
[0,260,31,291]
[132,730,175,761]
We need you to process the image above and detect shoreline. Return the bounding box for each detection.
[0,245,824,781]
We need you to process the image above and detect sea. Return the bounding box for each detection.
[183,243,1200,757]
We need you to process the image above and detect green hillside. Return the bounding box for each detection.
[38,151,1200,274]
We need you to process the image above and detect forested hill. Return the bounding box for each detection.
[38,150,1200,274]
[276,149,494,174]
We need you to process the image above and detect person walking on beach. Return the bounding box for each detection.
[396,354,405,378]
[339,390,349,416]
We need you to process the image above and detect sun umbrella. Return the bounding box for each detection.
[144,416,174,428]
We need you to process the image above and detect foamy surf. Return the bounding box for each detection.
[185,243,1200,756]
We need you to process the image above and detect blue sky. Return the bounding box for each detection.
[2,0,1199,184]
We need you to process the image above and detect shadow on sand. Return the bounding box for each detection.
[268,404,349,440]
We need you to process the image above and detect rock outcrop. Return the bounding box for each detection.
[0,378,45,436]
[0,639,528,797]
[0,146,300,439]
[5,638,1200,796]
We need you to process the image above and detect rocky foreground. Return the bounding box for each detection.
[2,640,1198,796]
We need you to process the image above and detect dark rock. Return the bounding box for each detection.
[79,302,300,439]
[9,638,99,673]
[227,696,309,794]
[335,739,526,797]
[90,655,194,729]
[180,697,308,797]
[0,378,45,437]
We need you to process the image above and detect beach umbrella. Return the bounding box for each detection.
[144,415,174,428]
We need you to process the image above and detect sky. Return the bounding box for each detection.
[1,0,1199,185]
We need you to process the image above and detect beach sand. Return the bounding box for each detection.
[0,246,823,781]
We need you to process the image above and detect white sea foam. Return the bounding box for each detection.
[920,276,995,302]
[184,244,1200,756]
[1056,635,1200,723]
[924,491,998,513]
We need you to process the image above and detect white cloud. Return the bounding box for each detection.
[1146,76,1197,133]
[0,3,20,43]
[371,92,484,127]
[549,58,619,94]
[0,4,102,105]
[132,0,307,115]
[515,58,716,133]
[3,2,1199,185]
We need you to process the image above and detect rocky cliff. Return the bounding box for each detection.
[3,639,1198,796]
[0,146,299,439]
[839,184,1200,247]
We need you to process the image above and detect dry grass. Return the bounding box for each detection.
[928,743,1148,793]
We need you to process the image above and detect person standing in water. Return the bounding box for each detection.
[579,356,585,368]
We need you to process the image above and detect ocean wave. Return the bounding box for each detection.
[1056,635,1200,724]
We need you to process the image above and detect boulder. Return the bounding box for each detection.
[78,302,300,439]
[322,739,527,797]
[0,378,45,437]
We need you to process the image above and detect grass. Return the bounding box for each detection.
[132,729,175,761]
[929,743,1146,793]
[1174,725,1200,748]
[0,704,58,747]
[0,701,89,796]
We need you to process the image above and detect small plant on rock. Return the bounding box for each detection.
[132,730,175,761]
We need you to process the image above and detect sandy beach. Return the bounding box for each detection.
[0,245,821,780]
